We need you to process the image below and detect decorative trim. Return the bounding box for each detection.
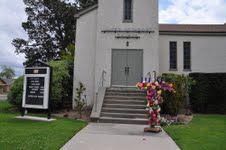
[115,36,140,39]
[102,29,154,34]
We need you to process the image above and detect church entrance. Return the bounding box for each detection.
[111,49,143,86]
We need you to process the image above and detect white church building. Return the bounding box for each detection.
[73,0,226,106]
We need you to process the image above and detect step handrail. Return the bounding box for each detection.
[145,71,157,82]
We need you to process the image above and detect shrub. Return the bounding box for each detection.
[161,74,195,115]
[189,73,226,114]
[7,76,24,108]
[49,60,71,109]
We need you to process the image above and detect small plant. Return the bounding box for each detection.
[74,82,86,119]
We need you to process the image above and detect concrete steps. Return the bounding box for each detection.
[103,104,146,109]
[106,92,146,96]
[102,107,146,114]
[98,87,148,125]
[104,99,145,105]
[105,95,146,100]
[99,117,148,125]
[101,112,147,119]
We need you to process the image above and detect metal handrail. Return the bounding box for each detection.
[145,71,157,82]
[153,71,157,81]
[99,70,106,88]
[146,72,152,79]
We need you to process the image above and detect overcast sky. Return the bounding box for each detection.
[0,0,226,77]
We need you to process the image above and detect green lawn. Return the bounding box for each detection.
[164,114,226,150]
[0,101,87,150]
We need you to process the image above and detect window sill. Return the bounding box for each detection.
[169,69,178,71]
[123,20,133,23]
[183,69,192,72]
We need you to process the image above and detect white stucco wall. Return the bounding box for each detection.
[74,0,159,105]
[73,9,97,106]
[159,35,226,74]
[95,0,159,90]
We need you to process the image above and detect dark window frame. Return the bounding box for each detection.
[123,0,133,23]
[183,41,191,71]
[169,41,177,71]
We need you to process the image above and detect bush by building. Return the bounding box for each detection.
[161,73,194,115]
[189,73,226,114]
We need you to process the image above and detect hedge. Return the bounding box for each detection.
[189,73,226,114]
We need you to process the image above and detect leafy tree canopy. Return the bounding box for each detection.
[12,0,98,65]
[12,0,78,64]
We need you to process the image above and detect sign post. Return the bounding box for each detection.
[21,60,52,120]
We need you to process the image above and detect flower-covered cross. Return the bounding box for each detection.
[136,80,175,128]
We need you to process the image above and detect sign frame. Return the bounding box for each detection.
[22,67,50,109]
[21,60,52,119]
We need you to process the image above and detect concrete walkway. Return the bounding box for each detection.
[61,123,180,150]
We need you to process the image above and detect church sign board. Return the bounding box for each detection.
[22,61,51,110]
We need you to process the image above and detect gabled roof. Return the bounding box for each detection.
[0,78,6,85]
[0,78,13,85]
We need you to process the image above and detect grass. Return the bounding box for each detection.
[0,100,12,112]
[0,101,87,150]
[164,114,226,150]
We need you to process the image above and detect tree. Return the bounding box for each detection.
[12,0,78,64]
[0,66,15,79]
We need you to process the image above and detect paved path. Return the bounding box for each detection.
[61,123,180,150]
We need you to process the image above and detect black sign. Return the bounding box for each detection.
[25,77,45,105]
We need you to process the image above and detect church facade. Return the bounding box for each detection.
[73,0,226,106]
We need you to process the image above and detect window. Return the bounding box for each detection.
[184,42,191,70]
[169,42,177,70]
[123,0,133,22]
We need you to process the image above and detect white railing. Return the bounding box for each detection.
[94,70,106,112]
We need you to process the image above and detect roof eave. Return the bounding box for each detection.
[159,31,226,36]
[75,4,98,19]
